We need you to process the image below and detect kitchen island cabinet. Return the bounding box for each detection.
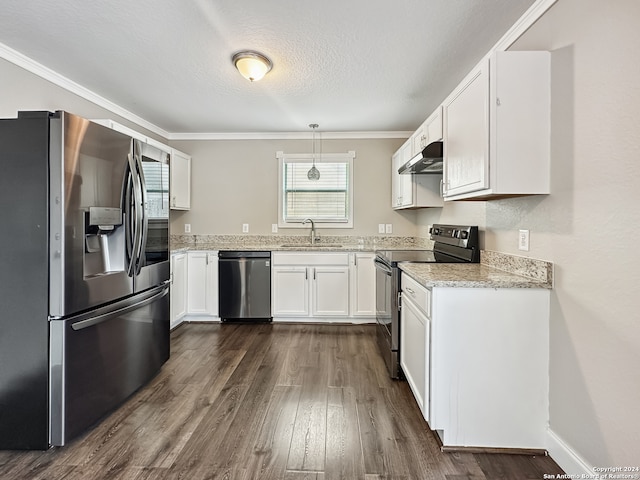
[442,50,550,200]
[400,270,550,451]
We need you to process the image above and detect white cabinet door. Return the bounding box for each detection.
[170,149,191,210]
[400,294,429,422]
[391,150,402,208]
[271,266,309,316]
[170,252,187,329]
[443,51,550,200]
[349,253,376,317]
[443,59,489,197]
[186,251,218,317]
[398,141,414,207]
[312,266,350,317]
[412,106,443,155]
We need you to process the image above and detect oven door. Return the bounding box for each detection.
[375,257,399,377]
[374,257,392,335]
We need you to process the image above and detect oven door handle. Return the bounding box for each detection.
[374,258,393,275]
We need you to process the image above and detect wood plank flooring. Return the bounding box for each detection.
[0,323,564,479]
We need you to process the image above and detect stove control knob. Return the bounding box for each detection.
[433,228,440,235]
[453,229,459,238]
[460,230,469,239]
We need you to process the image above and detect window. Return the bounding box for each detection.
[277,151,355,228]
[141,161,169,219]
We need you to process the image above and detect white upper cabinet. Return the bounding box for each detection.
[170,149,191,210]
[412,107,443,155]
[442,51,550,200]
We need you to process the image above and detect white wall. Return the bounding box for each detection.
[169,138,417,236]
[418,0,640,468]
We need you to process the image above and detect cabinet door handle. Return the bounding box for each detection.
[305,268,308,280]
[313,268,316,280]
[405,287,415,296]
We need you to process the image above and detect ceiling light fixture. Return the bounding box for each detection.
[232,50,273,82]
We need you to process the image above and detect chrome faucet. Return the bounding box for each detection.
[302,218,317,244]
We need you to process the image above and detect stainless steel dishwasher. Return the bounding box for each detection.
[218,251,272,322]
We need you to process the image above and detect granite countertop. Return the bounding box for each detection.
[170,234,431,254]
[399,261,553,289]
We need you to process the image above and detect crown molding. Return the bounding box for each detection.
[166,131,412,141]
[493,0,558,51]
[0,41,170,138]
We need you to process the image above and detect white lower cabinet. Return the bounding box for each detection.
[186,251,219,321]
[271,252,349,320]
[349,253,376,317]
[401,272,550,450]
[170,252,187,329]
[400,273,431,423]
[312,266,350,316]
[271,266,309,316]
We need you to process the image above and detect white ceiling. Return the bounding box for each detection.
[0,0,536,136]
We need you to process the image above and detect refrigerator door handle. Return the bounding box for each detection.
[71,284,169,331]
[126,153,144,277]
[125,162,136,277]
[133,153,148,276]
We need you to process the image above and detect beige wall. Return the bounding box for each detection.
[418,0,640,468]
[169,137,418,236]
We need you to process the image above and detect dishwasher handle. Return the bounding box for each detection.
[219,251,271,259]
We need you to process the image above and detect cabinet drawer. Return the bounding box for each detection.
[272,252,349,266]
[401,273,431,317]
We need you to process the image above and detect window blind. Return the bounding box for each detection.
[284,161,349,222]
[141,162,169,219]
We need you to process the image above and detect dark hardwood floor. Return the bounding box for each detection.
[0,323,564,479]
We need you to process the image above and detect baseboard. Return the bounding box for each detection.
[546,428,593,475]
[272,317,375,324]
[182,315,221,323]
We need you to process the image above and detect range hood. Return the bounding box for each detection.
[398,141,443,174]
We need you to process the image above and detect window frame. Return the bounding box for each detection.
[276,150,355,229]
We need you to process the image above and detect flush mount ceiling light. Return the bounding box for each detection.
[232,50,273,82]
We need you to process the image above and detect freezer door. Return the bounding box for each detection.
[49,284,170,446]
[49,112,134,317]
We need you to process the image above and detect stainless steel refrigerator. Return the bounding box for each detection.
[0,111,171,449]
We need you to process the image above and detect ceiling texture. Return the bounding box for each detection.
[1,0,536,136]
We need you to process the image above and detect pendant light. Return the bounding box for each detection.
[307,123,321,181]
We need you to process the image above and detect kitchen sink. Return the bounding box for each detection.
[279,244,343,248]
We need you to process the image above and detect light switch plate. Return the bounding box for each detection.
[184,223,191,233]
[272,224,278,233]
[242,223,249,233]
[518,229,530,251]
[385,224,393,234]
[378,224,385,234]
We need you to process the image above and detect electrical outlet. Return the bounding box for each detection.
[272,224,278,233]
[184,223,191,233]
[378,224,385,234]
[385,224,393,234]
[518,229,530,251]
[242,223,249,233]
